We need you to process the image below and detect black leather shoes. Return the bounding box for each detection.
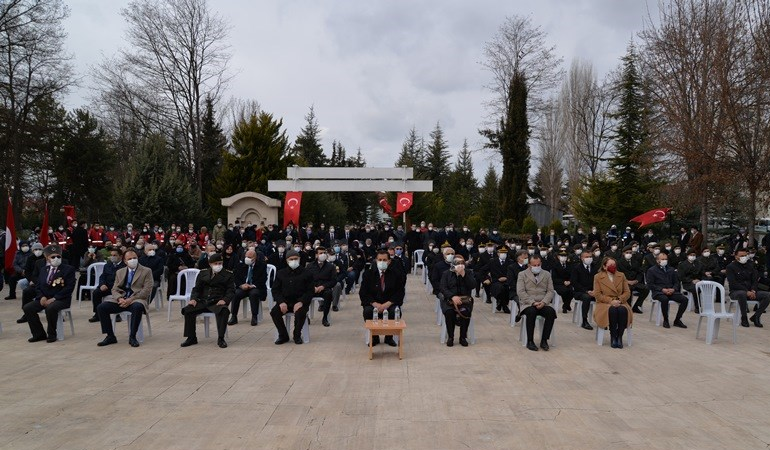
[293,336,303,345]
[384,337,397,347]
[250,317,258,326]
[446,337,454,347]
[88,315,99,323]
[227,317,237,326]
[632,306,643,314]
[750,315,763,328]
[180,338,198,347]
[673,320,687,329]
[275,336,290,345]
[114,315,122,322]
[332,306,339,312]
[617,338,624,349]
[526,341,538,351]
[581,322,594,330]
[610,338,618,348]
[540,341,549,351]
[501,305,511,314]
[741,317,750,327]
[128,337,140,347]
[28,335,46,343]
[663,320,671,328]
[17,316,27,323]
[46,336,57,343]
[322,319,331,327]
[371,336,380,346]
[459,337,469,347]
[217,338,227,348]
[97,336,118,347]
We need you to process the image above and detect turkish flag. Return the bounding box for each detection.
[5,197,17,274]
[40,203,50,246]
[63,205,76,223]
[283,192,302,229]
[396,192,413,213]
[629,208,671,228]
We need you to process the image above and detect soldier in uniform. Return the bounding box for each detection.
[484,246,512,313]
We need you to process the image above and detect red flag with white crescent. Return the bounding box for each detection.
[629,207,671,228]
[283,192,303,229]
[396,192,413,213]
[5,196,17,274]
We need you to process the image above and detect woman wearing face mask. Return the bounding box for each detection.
[6,241,32,300]
[593,257,632,348]
[439,255,475,347]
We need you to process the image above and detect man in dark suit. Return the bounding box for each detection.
[646,252,688,328]
[306,246,337,327]
[89,247,126,323]
[550,249,574,313]
[484,246,513,313]
[677,248,703,313]
[473,243,492,299]
[506,250,529,308]
[271,250,314,345]
[571,249,598,330]
[617,245,650,313]
[17,243,46,323]
[359,250,405,347]
[267,241,288,271]
[726,249,770,327]
[23,245,76,343]
[180,253,235,348]
[229,249,267,326]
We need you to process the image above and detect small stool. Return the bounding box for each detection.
[274,312,310,343]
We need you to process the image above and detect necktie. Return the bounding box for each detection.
[380,272,385,292]
[47,267,55,284]
[126,270,134,297]
[586,265,590,273]
[246,266,253,285]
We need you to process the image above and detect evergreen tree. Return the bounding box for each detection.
[293,105,327,166]
[479,164,500,227]
[113,134,202,224]
[425,122,451,192]
[446,139,479,224]
[211,112,292,199]
[498,72,531,229]
[200,95,227,216]
[395,126,425,173]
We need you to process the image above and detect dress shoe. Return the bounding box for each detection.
[581,322,593,330]
[28,335,47,343]
[526,341,538,351]
[17,316,28,324]
[251,317,258,326]
[293,336,303,345]
[662,320,670,328]
[459,337,469,347]
[446,337,454,347]
[97,336,118,347]
[750,315,763,327]
[562,307,569,314]
[332,305,339,312]
[274,336,290,345]
[501,305,511,314]
[317,305,323,312]
[227,316,237,325]
[741,317,750,327]
[115,315,122,322]
[384,337,397,347]
[485,299,492,304]
[4,295,16,300]
[474,293,480,298]
[610,338,618,348]
[617,338,624,349]
[540,341,549,351]
[632,306,643,314]
[128,337,140,347]
[371,336,380,346]
[673,320,687,329]
[88,315,100,323]
[180,338,198,347]
[217,338,228,348]
[46,336,57,343]
[322,318,331,327]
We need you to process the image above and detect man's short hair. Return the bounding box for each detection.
[376,249,391,259]
[109,247,124,256]
[528,254,542,263]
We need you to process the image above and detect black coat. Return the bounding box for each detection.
[35,263,77,307]
[273,266,314,307]
[190,268,235,306]
[439,270,476,313]
[358,266,405,307]
[306,260,337,290]
[234,260,268,291]
[726,261,759,292]
[570,262,597,294]
[646,264,680,297]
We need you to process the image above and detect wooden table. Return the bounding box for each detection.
[365,320,406,360]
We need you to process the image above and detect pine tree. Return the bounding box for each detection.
[293,105,327,166]
[395,126,425,173]
[447,139,479,224]
[425,122,451,192]
[479,164,500,227]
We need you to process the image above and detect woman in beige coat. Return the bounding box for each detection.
[593,257,632,348]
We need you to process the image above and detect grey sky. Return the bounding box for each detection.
[63,0,653,179]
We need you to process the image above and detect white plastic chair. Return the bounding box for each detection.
[439,314,476,345]
[308,296,325,321]
[110,310,152,343]
[200,313,228,338]
[572,298,595,325]
[596,327,633,346]
[154,266,169,311]
[508,302,520,327]
[412,250,425,276]
[266,264,276,310]
[514,310,556,346]
[78,262,106,307]
[274,312,310,343]
[167,269,200,321]
[435,296,443,325]
[696,281,736,344]
[32,308,74,341]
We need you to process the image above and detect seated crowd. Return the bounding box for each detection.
[4,220,768,350]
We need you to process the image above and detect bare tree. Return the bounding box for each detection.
[481,15,563,123]
[560,59,617,195]
[92,0,232,202]
[0,0,73,213]
[535,100,566,220]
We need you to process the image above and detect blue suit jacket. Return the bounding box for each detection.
[35,263,76,306]
[646,264,680,297]
[99,261,126,288]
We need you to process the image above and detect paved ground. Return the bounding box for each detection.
[1,271,769,450]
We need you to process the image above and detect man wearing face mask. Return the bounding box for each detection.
[646,252,688,328]
[306,246,337,327]
[388,243,409,281]
[179,253,234,348]
[474,243,493,299]
[95,250,153,348]
[551,249,574,313]
[668,245,684,269]
[677,249,702,313]
[715,244,730,276]
[571,250,598,330]
[166,241,195,301]
[588,227,602,248]
[267,241,289,271]
[506,250,530,309]
[18,243,48,323]
[484,246,513,313]
[699,247,723,285]
[139,243,165,303]
[360,250,405,347]
[69,220,89,268]
[212,218,226,244]
[687,227,704,254]
[517,254,557,351]
[641,229,657,248]
[617,245,650,314]
[727,249,770,327]
[271,250,314,344]
[440,255,475,347]
[23,245,76,343]
[430,244,455,297]
[88,248,127,323]
[230,249,268,326]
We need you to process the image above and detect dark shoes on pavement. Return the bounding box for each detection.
[180,338,198,347]
[97,335,118,347]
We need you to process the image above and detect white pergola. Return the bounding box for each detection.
[267,166,433,192]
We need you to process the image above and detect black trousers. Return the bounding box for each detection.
[653,293,688,322]
[607,305,628,339]
[490,282,509,308]
[554,285,574,307]
[230,288,265,319]
[443,309,470,340]
[682,283,699,311]
[730,290,770,319]
[98,301,145,338]
[5,272,21,297]
[631,283,650,308]
[520,305,556,343]
[181,302,229,339]
[574,292,595,323]
[22,285,37,307]
[92,287,111,314]
[271,303,308,340]
[23,299,69,339]
[316,288,333,319]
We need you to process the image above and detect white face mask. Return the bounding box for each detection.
[702,252,711,258]
[445,254,455,263]
[583,257,593,266]
[665,246,672,251]
[575,249,582,256]
[146,250,156,257]
[659,260,668,267]
[717,250,725,256]
[49,256,62,267]
[432,247,440,254]
[499,254,507,261]
[211,264,223,273]
[454,264,465,272]
[126,258,139,269]
[33,249,43,257]
[21,246,29,252]
[653,249,660,255]
[88,247,96,254]
[593,251,601,258]
[674,249,681,255]
[376,261,389,271]
[558,256,567,263]
[486,247,495,253]
[624,253,632,260]
[687,255,696,262]
[739,256,749,264]
[244,257,253,265]
[318,254,328,262]
[466,244,473,250]
[288,259,300,270]
[539,250,547,257]
[328,255,337,262]
[136,244,144,250]
[531,266,542,275]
